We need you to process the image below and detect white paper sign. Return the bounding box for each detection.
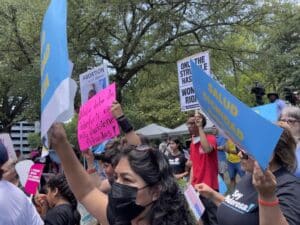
[0,133,17,161]
[177,52,210,111]
[184,184,205,221]
[79,65,109,104]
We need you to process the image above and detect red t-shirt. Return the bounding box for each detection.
[190,134,218,190]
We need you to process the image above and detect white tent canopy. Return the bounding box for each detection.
[136,123,172,139]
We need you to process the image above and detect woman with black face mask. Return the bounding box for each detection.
[49,123,195,225]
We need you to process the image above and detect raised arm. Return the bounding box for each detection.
[111,101,141,146]
[82,149,103,188]
[50,123,109,225]
[253,162,289,225]
[195,113,212,153]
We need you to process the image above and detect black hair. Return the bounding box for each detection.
[47,174,81,225]
[94,141,121,168]
[169,136,183,153]
[120,146,195,225]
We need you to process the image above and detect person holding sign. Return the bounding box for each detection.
[187,111,218,225]
[194,127,300,225]
[0,143,43,225]
[49,123,194,225]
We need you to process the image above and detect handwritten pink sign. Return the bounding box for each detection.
[24,163,45,195]
[77,82,120,151]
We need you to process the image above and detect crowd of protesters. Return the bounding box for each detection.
[1,92,300,225]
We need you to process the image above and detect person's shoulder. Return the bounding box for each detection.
[45,205,73,224]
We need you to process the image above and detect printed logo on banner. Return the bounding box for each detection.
[190,61,283,170]
[24,163,45,195]
[177,52,210,111]
[79,65,109,104]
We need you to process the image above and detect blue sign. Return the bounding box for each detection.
[190,61,283,169]
[41,0,68,111]
[252,103,277,123]
[218,175,227,195]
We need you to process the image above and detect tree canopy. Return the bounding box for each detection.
[0,0,299,134]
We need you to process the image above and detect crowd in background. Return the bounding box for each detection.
[1,93,300,225]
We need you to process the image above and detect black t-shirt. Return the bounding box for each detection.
[167,152,187,175]
[217,167,300,225]
[44,204,77,225]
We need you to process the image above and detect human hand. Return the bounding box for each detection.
[49,123,69,150]
[194,112,203,128]
[34,193,49,216]
[252,161,277,201]
[34,193,47,206]
[194,183,214,199]
[110,100,124,119]
[82,149,95,168]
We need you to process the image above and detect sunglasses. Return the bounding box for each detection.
[279,118,300,125]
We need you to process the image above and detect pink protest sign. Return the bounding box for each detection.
[78,82,120,151]
[24,163,45,195]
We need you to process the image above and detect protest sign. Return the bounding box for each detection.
[24,163,45,195]
[79,65,109,104]
[15,160,34,187]
[78,83,120,151]
[190,61,283,169]
[177,52,210,111]
[0,133,17,161]
[40,0,77,143]
[184,184,205,221]
[252,103,277,123]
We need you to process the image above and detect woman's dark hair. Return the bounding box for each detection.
[120,145,195,225]
[169,136,183,153]
[94,141,121,168]
[272,128,297,173]
[47,174,81,225]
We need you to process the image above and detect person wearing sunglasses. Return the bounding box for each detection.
[195,127,300,225]
[278,106,300,177]
[186,111,218,225]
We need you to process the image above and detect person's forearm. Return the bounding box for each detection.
[125,131,141,146]
[189,166,193,184]
[211,190,225,207]
[258,195,289,225]
[55,141,95,201]
[198,128,212,153]
[175,171,188,179]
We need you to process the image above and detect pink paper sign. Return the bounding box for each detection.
[24,163,45,195]
[77,82,120,150]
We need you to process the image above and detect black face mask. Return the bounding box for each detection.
[107,182,148,225]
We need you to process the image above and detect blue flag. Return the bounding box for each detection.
[190,61,283,170]
[40,0,77,141]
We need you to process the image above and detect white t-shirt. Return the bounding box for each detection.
[0,180,43,225]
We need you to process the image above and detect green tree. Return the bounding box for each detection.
[27,132,41,148]
[260,3,300,94]
[0,1,46,132]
